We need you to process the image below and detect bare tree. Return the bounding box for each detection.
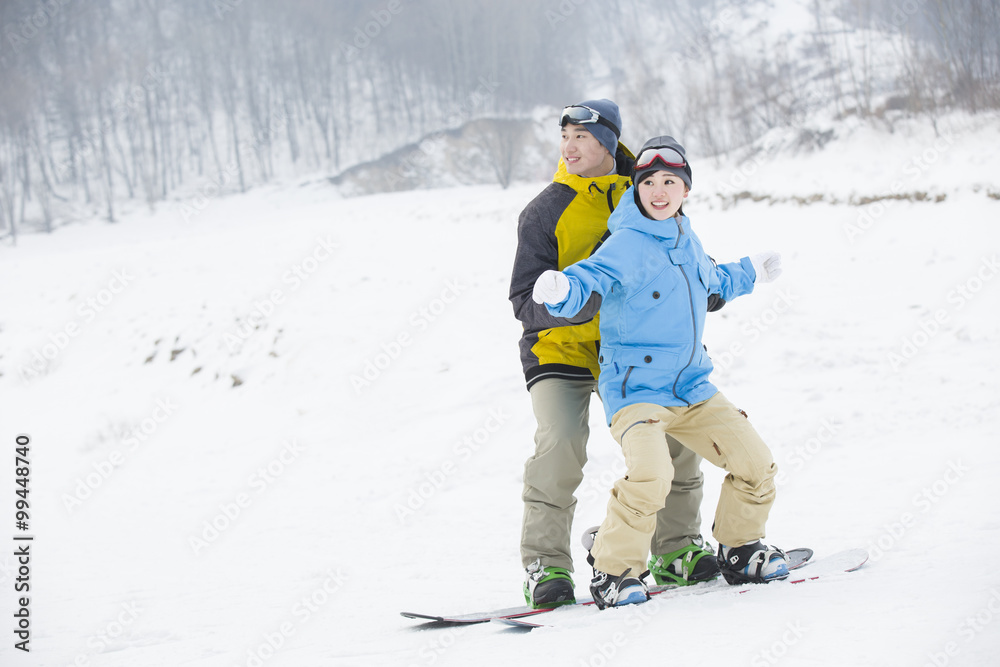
[2,0,999,237]
[469,118,528,190]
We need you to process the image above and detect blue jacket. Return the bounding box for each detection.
[546,189,757,423]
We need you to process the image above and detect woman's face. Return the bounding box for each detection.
[636,170,688,220]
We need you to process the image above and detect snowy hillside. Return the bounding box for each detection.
[2,114,1000,667]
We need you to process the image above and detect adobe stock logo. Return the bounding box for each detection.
[351,279,467,394]
[19,269,135,381]
[888,255,999,372]
[340,0,404,62]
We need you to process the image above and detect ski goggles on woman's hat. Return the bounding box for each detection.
[559,105,621,138]
[634,145,687,171]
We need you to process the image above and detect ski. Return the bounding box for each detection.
[401,547,815,626]
[493,548,869,629]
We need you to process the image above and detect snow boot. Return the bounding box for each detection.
[589,568,650,610]
[718,540,789,584]
[523,559,575,609]
[581,526,650,609]
[648,538,721,586]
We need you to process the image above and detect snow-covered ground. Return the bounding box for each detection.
[2,115,999,667]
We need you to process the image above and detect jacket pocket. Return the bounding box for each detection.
[626,265,680,316]
[613,346,685,399]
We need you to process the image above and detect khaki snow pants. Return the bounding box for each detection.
[521,378,705,572]
[590,392,777,579]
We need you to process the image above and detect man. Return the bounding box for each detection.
[509,99,721,609]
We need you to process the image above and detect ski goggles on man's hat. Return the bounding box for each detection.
[559,105,621,138]
[634,145,687,171]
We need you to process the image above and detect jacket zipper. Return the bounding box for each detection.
[621,218,696,404]
[621,365,633,399]
[588,182,617,214]
[671,217,696,406]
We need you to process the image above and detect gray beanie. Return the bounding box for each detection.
[568,98,621,158]
[633,135,693,190]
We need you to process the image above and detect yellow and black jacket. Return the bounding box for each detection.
[509,145,634,390]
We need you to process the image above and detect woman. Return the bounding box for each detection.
[531,136,788,608]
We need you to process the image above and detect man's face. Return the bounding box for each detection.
[560,124,611,178]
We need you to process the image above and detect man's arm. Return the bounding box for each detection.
[509,205,601,327]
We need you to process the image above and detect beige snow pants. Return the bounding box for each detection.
[590,392,777,578]
[521,378,705,572]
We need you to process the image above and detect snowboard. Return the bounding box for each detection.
[401,547,816,626]
[494,548,869,629]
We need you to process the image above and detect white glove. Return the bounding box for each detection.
[750,251,782,284]
[532,270,570,305]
